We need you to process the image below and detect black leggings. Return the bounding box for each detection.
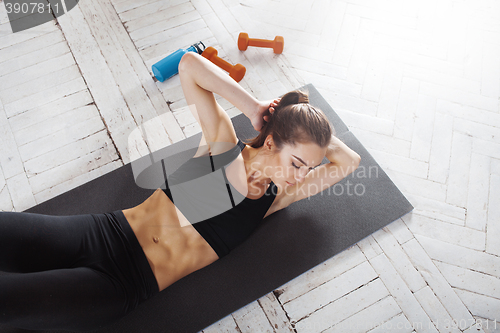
[0,210,159,331]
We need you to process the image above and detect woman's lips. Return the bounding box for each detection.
[286,181,295,186]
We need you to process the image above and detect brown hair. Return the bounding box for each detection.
[245,90,334,151]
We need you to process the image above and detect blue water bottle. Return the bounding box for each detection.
[152,41,205,82]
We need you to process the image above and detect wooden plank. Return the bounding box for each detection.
[258,292,295,333]
[0,20,57,50]
[0,64,80,105]
[201,315,239,333]
[231,301,276,333]
[8,89,93,132]
[3,77,87,118]
[172,105,197,128]
[18,115,105,161]
[191,0,213,16]
[57,5,148,163]
[295,279,389,332]
[0,1,9,25]
[383,219,414,245]
[118,0,188,23]
[29,139,119,194]
[367,313,414,333]
[381,169,446,203]
[276,245,366,304]
[323,296,402,333]
[357,235,384,260]
[435,261,500,301]
[100,0,185,144]
[112,0,166,14]
[24,129,113,176]
[134,17,206,50]
[0,164,6,198]
[0,98,26,179]
[0,40,68,77]
[0,52,75,90]
[34,160,123,205]
[454,289,500,325]
[0,30,64,64]
[487,160,500,256]
[78,0,172,153]
[0,183,13,212]
[408,194,466,225]
[5,172,36,211]
[204,0,242,34]
[416,235,500,279]
[407,212,485,250]
[125,1,195,33]
[465,152,490,231]
[140,26,213,65]
[402,238,475,325]
[370,254,438,333]
[14,104,99,147]
[283,261,378,321]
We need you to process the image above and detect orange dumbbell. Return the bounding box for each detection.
[238,32,284,54]
[201,47,246,82]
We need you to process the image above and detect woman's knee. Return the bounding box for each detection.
[178,51,201,77]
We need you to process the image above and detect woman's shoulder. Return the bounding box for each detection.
[210,132,240,155]
[262,184,295,218]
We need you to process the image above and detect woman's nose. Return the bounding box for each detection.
[295,168,307,183]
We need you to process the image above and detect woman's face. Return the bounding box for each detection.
[268,140,327,189]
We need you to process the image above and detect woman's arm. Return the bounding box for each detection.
[178,53,275,137]
[325,135,361,170]
[278,135,361,207]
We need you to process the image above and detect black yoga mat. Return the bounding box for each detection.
[4,84,413,333]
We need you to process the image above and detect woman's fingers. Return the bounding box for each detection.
[255,98,280,130]
[269,98,280,107]
[268,98,280,112]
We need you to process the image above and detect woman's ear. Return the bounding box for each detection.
[265,134,273,150]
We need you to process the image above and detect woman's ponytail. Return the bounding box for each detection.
[275,90,309,110]
[245,90,334,151]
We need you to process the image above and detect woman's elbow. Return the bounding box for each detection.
[347,153,361,176]
[353,153,361,169]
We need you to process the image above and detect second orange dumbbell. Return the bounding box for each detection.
[202,47,246,82]
[238,32,284,54]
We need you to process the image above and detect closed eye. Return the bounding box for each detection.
[292,155,321,170]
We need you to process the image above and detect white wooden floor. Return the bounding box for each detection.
[1,0,499,332]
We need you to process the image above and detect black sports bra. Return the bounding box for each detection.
[162,139,277,258]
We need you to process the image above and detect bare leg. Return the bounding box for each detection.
[178,53,272,143]
[178,52,259,119]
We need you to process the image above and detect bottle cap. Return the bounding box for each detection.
[192,41,206,54]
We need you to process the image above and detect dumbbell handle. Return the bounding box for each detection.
[247,38,275,48]
[208,54,233,72]
[202,47,245,82]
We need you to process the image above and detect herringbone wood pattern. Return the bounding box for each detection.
[0,0,499,332]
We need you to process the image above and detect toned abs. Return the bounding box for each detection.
[123,189,219,291]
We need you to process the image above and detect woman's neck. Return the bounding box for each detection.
[242,145,273,187]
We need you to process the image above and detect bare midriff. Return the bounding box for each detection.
[122,150,280,292]
[123,188,219,292]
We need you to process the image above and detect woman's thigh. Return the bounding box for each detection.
[0,211,93,273]
[0,267,127,331]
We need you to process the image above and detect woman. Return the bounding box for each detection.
[0,52,360,331]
